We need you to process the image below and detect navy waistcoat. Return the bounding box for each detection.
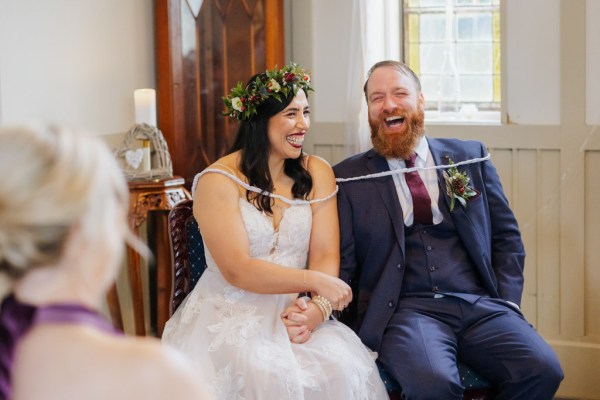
[400,194,489,303]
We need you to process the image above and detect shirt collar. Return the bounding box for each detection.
[413,136,429,164]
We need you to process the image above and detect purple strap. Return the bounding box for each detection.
[0,295,119,399]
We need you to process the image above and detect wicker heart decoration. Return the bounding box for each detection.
[125,149,144,169]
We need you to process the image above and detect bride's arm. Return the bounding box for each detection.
[306,156,342,281]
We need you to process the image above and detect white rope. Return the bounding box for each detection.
[192,168,339,206]
[335,154,491,183]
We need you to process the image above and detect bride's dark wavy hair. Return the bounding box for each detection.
[228,73,313,214]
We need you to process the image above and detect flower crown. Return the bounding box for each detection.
[223,63,314,122]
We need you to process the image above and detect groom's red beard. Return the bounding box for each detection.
[370,108,425,160]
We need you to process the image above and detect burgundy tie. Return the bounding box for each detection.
[405,154,433,225]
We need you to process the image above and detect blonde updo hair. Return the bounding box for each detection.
[0,125,130,279]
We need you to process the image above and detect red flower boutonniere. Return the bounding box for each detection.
[443,159,479,211]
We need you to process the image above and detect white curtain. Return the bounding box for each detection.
[344,0,400,157]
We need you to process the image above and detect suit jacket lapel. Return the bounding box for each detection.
[365,150,406,257]
[429,139,454,213]
[430,139,475,227]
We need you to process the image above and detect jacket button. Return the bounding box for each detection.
[397,263,404,270]
[388,301,394,308]
[429,266,436,271]
[426,245,433,251]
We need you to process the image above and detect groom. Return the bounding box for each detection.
[332,60,563,399]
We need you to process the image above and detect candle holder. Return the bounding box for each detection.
[114,123,173,181]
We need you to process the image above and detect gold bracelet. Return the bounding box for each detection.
[314,295,332,315]
[311,298,328,321]
[312,295,332,320]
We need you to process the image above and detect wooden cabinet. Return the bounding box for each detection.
[155,0,284,188]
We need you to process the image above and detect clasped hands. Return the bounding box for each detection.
[280,275,352,344]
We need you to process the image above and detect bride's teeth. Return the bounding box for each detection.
[287,135,304,145]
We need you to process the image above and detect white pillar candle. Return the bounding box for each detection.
[134,88,157,127]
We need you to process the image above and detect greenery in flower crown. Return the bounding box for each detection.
[443,159,479,211]
[222,63,314,122]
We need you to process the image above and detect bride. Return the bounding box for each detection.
[162,64,389,400]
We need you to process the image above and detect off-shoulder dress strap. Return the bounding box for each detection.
[191,168,338,206]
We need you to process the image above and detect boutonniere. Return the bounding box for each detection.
[443,158,479,211]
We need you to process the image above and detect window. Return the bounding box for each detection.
[403,0,501,122]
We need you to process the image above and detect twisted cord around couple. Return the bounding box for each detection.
[192,168,339,206]
[334,154,491,183]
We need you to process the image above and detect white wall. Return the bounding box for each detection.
[0,0,155,135]
[0,0,156,332]
[588,0,600,125]
[505,0,560,125]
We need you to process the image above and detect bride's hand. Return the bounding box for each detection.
[281,298,311,343]
[310,270,352,311]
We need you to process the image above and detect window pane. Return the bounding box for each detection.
[460,75,493,102]
[419,44,447,74]
[457,13,492,41]
[457,43,492,73]
[421,75,442,103]
[419,0,447,7]
[456,0,493,5]
[420,14,446,42]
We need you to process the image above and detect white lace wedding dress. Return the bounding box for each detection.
[162,170,389,400]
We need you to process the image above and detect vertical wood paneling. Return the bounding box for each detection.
[585,150,600,337]
[314,144,333,163]
[559,0,586,339]
[537,150,561,335]
[514,149,538,324]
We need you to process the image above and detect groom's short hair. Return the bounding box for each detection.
[363,60,422,100]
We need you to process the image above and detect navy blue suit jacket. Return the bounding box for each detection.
[333,137,525,352]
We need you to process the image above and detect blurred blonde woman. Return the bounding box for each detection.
[0,125,214,400]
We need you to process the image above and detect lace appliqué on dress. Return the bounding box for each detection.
[206,295,263,352]
[255,342,323,400]
[211,363,246,400]
[321,340,378,400]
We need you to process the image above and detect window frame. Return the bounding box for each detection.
[401,0,505,125]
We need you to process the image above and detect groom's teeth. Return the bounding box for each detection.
[385,116,405,126]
